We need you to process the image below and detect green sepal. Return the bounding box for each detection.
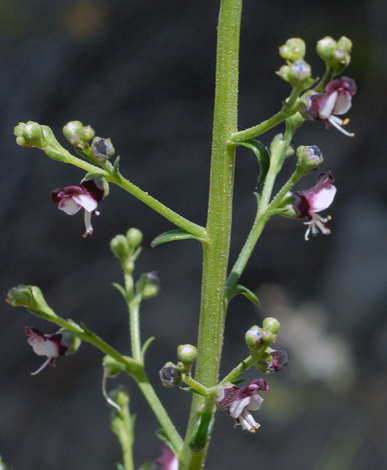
[237,139,270,186]
[231,377,249,386]
[141,336,155,361]
[156,429,177,455]
[189,412,215,453]
[112,282,128,300]
[180,386,202,395]
[151,229,205,248]
[229,284,260,307]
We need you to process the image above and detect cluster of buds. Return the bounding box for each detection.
[159,343,197,387]
[52,175,109,237]
[317,36,352,74]
[63,121,115,164]
[277,38,312,88]
[245,318,288,374]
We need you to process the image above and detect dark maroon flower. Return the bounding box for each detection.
[25,326,77,375]
[304,77,356,136]
[266,350,289,372]
[51,177,105,237]
[216,379,268,432]
[292,172,337,240]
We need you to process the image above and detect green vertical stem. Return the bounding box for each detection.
[181,0,243,469]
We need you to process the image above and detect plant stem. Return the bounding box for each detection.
[181,0,242,468]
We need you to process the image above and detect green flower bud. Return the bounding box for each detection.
[316,36,337,61]
[110,387,130,408]
[297,145,323,173]
[279,38,306,62]
[262,317,280,334]
[336,36,352,54]
[276,65,290,82]
[63,121,95,145]
[7,285,56,319]
[14,121,44,147]
[110,234,129,261]
[159,362,182,387]
[245,325,264,350]
[142,272,160,299]
[177,344,197,366]
[288,60,311,85]
[126,228,143,249]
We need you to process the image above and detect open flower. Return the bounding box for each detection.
[51,177,106,237]
[292,172,337,240]
[304,77,356,136]
[216,379,268,433]
[25,326,80,375]
[155,445,178,470]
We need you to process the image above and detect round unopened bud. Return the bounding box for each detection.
[103,354,125,378]
[7,284,34,307]
[336,36,352,54]
[279,38,306,62]
[276,65,290,82]
[126,228,143,249]
[288,60,311,85]
[245,326,264,350]
[63,121,83,140]
[160,362,182,387]
[110,234,129,261]
[91,137,115,162]
[177,344,197,365]
[142,272,160,299]
[297,145,323,173]
[262,317,280,334]
[316,36,337,61]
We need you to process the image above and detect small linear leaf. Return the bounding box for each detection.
[231,284,260,307]
[237,139,270,186]
[151,229,204,248]
[189,412,215,453]
[180,386,202,395]
[113,155,120,174]
[141,336,155,360]
[232,377,249,386]
[112,282,127,300]
[156,429,176,455]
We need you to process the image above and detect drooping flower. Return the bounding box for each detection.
[216,379,269,433]
[291,171,337,240]
[155,445,178,470]
[304,77,356,136]
[25,326,80,375]
[259,349,289,373]
[51,177,106,237]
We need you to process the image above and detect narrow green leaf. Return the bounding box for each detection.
[237,139,270,186]
[112,283,127,301]
[151,229,205,248]
[180,386,202,395]
[231,284,260,307]
[141,336,155,360]
[189,412,215,453]
[113,155,120,175]
[156,429,176,455]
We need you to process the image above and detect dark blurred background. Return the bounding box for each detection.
[1,0,386,469]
